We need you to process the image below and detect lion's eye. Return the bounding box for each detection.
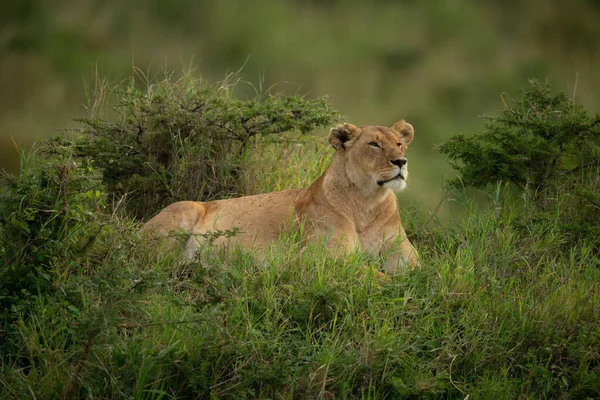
[396,143,403,147]
[368,142,380,148]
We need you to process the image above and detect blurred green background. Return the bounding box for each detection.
[2,0,599,205]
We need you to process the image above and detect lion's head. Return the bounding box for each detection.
[328,120,414,195]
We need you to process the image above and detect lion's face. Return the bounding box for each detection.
[329,120,414,195]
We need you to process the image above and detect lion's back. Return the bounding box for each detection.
[197,188,304,246]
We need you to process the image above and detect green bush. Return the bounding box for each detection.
[74,70,341,218]
[0,139,106,338]
[439,79,600,191]
[439,79,600,247]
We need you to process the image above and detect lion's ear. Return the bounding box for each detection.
[392,120,414,145]
[329,123,358,150]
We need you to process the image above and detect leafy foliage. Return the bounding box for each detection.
[439,79,600,191]
[0,139,105,339]
[439,79,600,248]
[74,70,341,218]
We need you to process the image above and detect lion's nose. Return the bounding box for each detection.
[391,158,407,167]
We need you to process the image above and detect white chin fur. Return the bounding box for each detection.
[383,178,407,192]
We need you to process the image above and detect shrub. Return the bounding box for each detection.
[74,69,341,219]
[0,139,106,338]
[439,79,600,247]
[439,79,600,191]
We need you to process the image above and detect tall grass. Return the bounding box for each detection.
[2,185,599,398]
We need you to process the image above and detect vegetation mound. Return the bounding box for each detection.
[1,72,598,399]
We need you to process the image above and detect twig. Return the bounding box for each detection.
[449,354,466,396]
[64,334,93,400]
[568,160,598,174]
[119,318,205,329]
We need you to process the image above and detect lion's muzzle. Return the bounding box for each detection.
[377,171,406,186]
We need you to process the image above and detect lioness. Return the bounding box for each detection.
[143,120,419,273]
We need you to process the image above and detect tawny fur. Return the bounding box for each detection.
[142,120,419,273]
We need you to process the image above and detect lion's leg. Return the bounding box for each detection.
[316,227,359,256]
[384,242,419,273]
[381,225,420,274]
[141,201,207,256]
[314,227,391,281]
[142,201,206,235]
[183,235,204,260]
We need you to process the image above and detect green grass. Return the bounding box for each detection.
[1,72,599,397]
[1,138,599,399]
